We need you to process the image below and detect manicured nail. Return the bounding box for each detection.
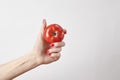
[50,43,54,47]
[46,50,49,54]
[64,29,67,34]
[46,50,51,56]
[48,53,51,56]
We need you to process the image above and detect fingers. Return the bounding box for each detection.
[48,47,62,53]
[50,41,65,47]
[46,44,63,61]
[46,41,65,55]
[50,53,61,61]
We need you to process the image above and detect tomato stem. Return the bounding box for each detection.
[52,32,56,36]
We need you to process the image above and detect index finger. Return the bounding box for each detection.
[50,41,65,47]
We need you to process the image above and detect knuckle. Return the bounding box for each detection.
[62,42,65,46]
[58,48,62,52]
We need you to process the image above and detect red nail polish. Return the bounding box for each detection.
[64,29,67,34]
[46,50,49,54]
[46,50,51,56]
[48,53,51,56]
[50,43,54,47]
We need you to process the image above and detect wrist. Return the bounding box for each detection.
[28,51,43,66]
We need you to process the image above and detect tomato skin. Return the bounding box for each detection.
[44,24,66,43]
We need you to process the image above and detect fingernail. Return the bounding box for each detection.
[50,43,54,47]
[43,19,45,24]
[46,50,49,54]
[48,53,51,56]
[46,50,51,56]
[43,19,46,27]
[63,29,67,34]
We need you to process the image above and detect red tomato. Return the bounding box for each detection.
[44,24,66,43]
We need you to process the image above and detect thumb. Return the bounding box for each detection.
[41,19,47,35]
[35,19,47,44]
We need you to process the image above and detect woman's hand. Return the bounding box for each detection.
[0,19,65,80]
[31,19,65,65]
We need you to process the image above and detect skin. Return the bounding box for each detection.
[0,19,65,80]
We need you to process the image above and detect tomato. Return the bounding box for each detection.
[44,24,66,43]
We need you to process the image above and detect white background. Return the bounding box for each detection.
[0,0,120,80]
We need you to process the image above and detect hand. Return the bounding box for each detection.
[0,19,65,80]
[31,19,65,65]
